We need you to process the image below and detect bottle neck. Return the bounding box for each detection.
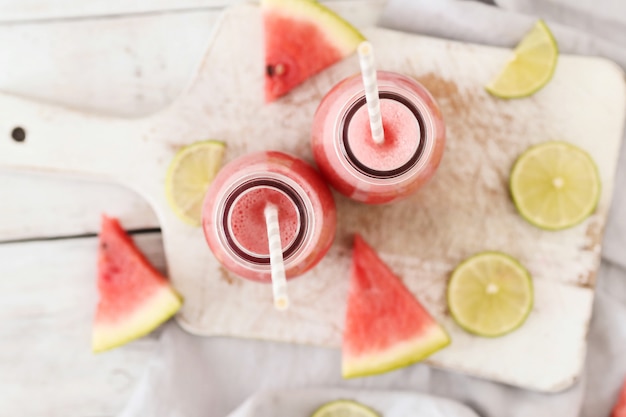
[339,91,426,179]
[220,177,308,265]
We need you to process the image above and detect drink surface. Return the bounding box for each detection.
[202,151,336,283]
[347,98,420,172]
[312,71,445,204]
[229,186,299,256]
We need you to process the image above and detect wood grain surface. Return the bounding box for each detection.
[0,2,384,414]
[0,233,163,416]
[0,3,235,415]
[0,1,624,394]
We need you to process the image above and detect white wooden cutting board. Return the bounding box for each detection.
[0,3,624,392]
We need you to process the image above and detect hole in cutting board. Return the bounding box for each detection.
[11,127,26,142]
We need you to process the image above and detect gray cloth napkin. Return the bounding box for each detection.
[119,1,626,416]
[226,388,481,417]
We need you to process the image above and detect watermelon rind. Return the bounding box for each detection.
[341,235,451,378]
[342,324,450,378]
[92,286,182,353]
[92,215,183,353]
[262,0,365,56]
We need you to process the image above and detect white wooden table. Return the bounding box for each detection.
[0,1,246,415]
[0,1,381,415]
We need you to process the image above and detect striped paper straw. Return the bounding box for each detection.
[358,41,384,145]
[264,203,289,310]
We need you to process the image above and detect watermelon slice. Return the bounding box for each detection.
[612,378,626,417]
[342,235,450,378]
[92,215,182,353]
[261,0,365,102]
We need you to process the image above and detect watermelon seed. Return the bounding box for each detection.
[266,64,286,77]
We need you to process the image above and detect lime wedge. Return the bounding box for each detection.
[486,20,558,98]
[311,400,380,417]
[164,140,226,226]
[448,252,533,337]
[510,141,600,230]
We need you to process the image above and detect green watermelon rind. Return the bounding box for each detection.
[92,286,182,353]
[262,0,365,55]
[342,324,451,378]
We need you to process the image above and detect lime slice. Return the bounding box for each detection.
[510,141,600,230]
[486,20,558,98]
[311,400,380,417]
[164,140,226,226]
[448,252,533,337]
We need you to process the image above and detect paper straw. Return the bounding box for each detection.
[358,41,384,145]
[264,203,289,310]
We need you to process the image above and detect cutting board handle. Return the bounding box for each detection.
[0,91,147,181]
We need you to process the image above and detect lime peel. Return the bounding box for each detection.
[509,141,600,230]
[164,140,226,226]
[447,252,533,338]
[486,19,559,98]
[311,399,380,417]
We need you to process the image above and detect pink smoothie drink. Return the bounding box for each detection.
[229,186,299,256]
[311,71,446,204]
[202,151,336,283]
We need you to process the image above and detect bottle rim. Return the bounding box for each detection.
[218,175,310,266]
[339,90,426,178]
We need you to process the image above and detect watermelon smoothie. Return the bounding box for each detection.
[312,71,446,204]
[202,151,336,283]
